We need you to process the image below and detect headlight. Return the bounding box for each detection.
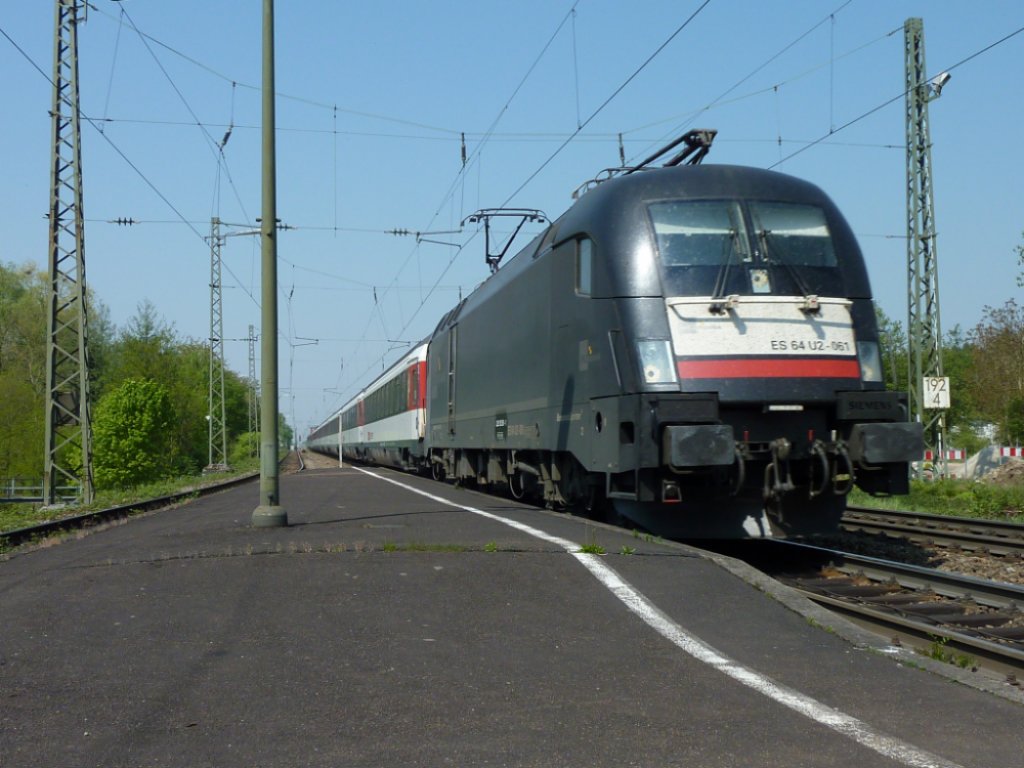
[637,340,677,384]
[857,341,883,382]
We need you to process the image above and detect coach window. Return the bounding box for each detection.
[576,238,593,296]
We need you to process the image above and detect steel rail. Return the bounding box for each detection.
[784,540,1024,608]
[772,540,1024,677]
[842,505,1024,556]
[802,591,1024,679]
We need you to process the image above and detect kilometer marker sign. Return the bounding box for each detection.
[923,376,950,409]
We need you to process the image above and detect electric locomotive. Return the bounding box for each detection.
[423,142,921,537]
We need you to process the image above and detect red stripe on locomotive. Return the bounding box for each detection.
[677,357,861,379]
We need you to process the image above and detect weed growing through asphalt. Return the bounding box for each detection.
[381,541,467,553]
[484,541,498,553]
[619,545,636,555]
[578,526,606,555]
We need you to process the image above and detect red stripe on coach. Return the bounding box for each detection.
[677,357,861,379]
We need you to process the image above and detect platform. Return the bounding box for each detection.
[1,465,1022,767]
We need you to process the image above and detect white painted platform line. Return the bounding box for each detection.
[353,466,965,768]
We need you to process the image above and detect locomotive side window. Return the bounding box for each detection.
[576,238,593,296]
[748,202,837,267]
[648,201,749,267]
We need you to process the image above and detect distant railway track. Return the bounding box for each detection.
[841,505,1024,556]
[758,539,1024,680]
[0,451,318,552]
[0,471,258,551]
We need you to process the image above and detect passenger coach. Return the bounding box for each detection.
[307,342,428,470]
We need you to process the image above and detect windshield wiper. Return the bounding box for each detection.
[757,229,820,313]
[709,230,740,314]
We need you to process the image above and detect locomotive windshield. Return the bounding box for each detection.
[749,202,837,268]
[648,201,750,266]
[648,199,842,297]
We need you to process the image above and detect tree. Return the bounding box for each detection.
[0,263,47,478]
[940,324,980,444]
[97,304,252,475]
[92,379,174,489]
[875,303,983,451]
[100,300,176,389]
[968,299,1024,443]
[874,303,908,393]
[279,413,294,453]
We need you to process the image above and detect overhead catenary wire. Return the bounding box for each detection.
[98,2,124,132]
[117,7,252,227]
[499,0,714,208]
[769,22,1024,169]
[329,0,715,412]
[322,0,590,404]
[7,5,1022,432]
[83,1,460,137]
[620,24,902,137]
[0,16,264,313]
[623,0,855,166]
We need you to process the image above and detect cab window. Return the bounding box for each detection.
[576,238,593,296]
[648,200,749,266]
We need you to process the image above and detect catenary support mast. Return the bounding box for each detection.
[904,17,948,475]
[207,217,228,471]
[252,0,287,527]
[44,0,93,505]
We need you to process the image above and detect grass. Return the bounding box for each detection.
[381,541,468,553]
[850,479,1024,522]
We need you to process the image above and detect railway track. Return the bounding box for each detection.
[841,505,1024,556]
[0,471,258,551]
[0,450,323,552]
[0,449,321,552]
[759,539,1024,680]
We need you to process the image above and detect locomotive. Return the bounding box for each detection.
[309,135,922,537]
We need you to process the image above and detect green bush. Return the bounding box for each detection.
[228,431,261,471]
[92,378,175,489]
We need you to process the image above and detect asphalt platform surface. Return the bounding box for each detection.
[2,461,1023,768]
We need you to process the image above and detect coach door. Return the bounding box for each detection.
[447,325,457,435]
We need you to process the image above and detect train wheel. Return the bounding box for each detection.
[431,460,445,482]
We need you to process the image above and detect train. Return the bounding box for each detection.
[309,135,922,538]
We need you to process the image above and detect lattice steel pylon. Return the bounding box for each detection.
[206,217,229,471]
[44,0,93,505]
[905,17,948,474]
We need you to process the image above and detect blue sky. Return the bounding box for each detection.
[2,1,1022,439]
